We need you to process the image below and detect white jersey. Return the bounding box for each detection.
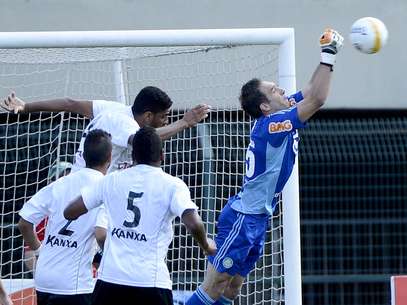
[81,164,197,290]
[19,168,108,295]
[92,100,129,117]
[73,100,138,173]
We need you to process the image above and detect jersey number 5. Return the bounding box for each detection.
[124,191,143,228]
[246,140,256,178]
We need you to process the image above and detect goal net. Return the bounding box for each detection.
[0,29,300,305]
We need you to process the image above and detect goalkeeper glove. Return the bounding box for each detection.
[320,28,344,68]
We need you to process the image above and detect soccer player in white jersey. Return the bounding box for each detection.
[1,86,210,173]
[23,161,72,274]
[186,29,344,305]
[64,126,216,305]
[18,129,113,305]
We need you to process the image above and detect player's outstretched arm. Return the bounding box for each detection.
[64,196,89,220]
[156,104,211,140]
[18,218,41,252]
[297,28,343,122]
[182,209,216,256]
[0,92,94,118]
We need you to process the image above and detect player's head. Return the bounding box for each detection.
[48,161,72,182]
[132,126,163,166]
[240,78,290,118]
[131,86,173,128]
[83,129,112,170]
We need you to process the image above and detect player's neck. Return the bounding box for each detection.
[87,165,108,175]
[133,114,146,128]
[134,161,161,168]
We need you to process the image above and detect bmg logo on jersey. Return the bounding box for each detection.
[268,120,293,134]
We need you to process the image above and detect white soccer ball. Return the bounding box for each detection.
[349,17,388,54]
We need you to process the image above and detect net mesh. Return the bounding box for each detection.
[0,44,283,305]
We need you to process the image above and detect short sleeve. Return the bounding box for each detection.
[100,113,140,147]
[170,179,198,218]
[92,100,125,118]
[95,206,108,229]
[82,179,105,211]
[263,106,306,146]
[288,91,304,103]
[19,184,53,225]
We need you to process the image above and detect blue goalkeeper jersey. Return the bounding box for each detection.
[231,91,305,215]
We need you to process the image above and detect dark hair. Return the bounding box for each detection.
[83,129,112,168]
[131,86,173,116]
[239,78,268,119]
[132,126,162,165]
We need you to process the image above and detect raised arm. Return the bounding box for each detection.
[156,104,211,140]
[181,209,216,256]
[297,28,343,122]
[1,92,94,118]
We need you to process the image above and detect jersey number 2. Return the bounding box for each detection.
[58,220,74,236]
[124,191,143,228]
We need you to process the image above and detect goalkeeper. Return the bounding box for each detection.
[186,28,344,305]
[1,86,210,173]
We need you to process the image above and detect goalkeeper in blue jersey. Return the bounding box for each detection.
[186,28,344,305]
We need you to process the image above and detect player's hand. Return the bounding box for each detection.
[203,238,217,256]
[320,28,344,55]
[0,92,26,114]
[182,104,211,127]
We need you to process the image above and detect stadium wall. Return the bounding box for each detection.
[0,0,404,109]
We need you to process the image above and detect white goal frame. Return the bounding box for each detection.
[0,28,301,305]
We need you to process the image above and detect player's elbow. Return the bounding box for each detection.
[63,207,78,220]
[65,98,92,118]
[64,198,88,220]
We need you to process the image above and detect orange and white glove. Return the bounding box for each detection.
[320,28,344,67]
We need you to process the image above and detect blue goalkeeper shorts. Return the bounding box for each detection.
[208,197,269,276]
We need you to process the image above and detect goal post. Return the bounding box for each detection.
[0,28,300,305]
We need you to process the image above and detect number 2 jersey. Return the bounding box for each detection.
[81,164,198,290]
[231,91,306,215]
[19,168,107,295]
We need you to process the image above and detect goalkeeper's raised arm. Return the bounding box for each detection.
[298,28,344,122]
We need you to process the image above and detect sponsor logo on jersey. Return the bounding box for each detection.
[268,120,293,134]
[222,257,234,269]
[45,235,78,248]
[111,227,147,242]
